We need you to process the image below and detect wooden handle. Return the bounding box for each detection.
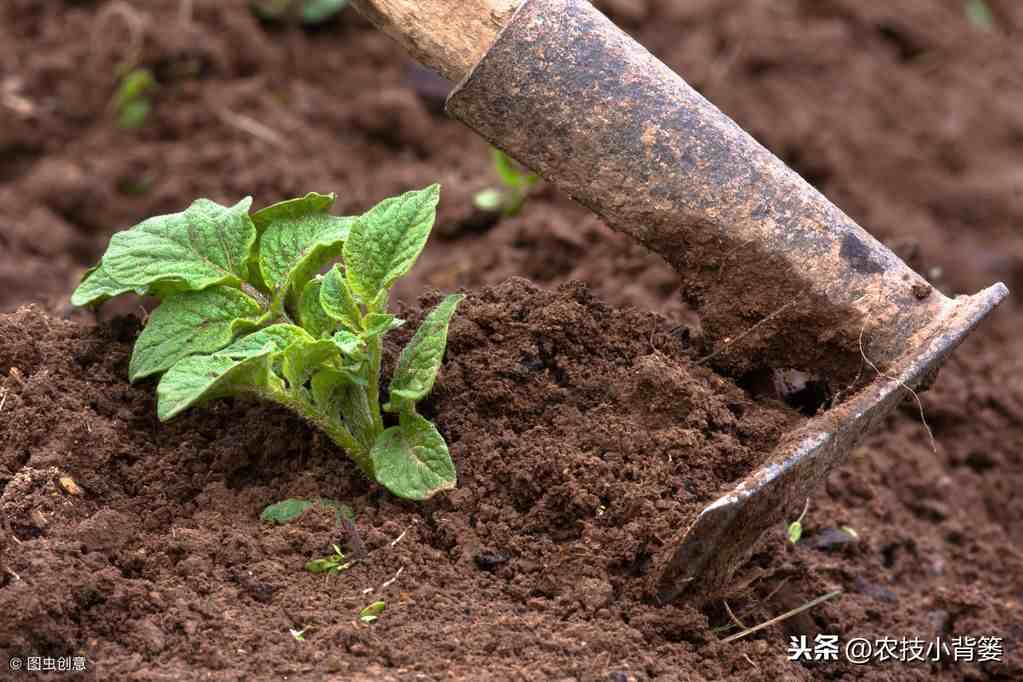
[351,0,519,82]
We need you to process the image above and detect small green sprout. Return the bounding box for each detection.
[359,600,386,623]
[289,626,309,641]
[473,148,540,217]
[305,544,353,575]
[787,498,810,545]
[260,498,354,525]
[964,0,995,31]
[251,0,349,24]
[72,186,463,500]
[112,68,156,129]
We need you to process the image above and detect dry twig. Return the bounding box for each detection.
[857,324,937,453]
[215,108,287,149]
[721,589,842,644]
[697,299,801,365]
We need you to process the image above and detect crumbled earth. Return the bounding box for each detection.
[0,281,805,680]
[1,0,1022,680]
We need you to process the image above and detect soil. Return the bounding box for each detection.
[1,0,1022,680]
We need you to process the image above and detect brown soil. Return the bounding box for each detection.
[1,281,803,680]
[2,0,1022,680]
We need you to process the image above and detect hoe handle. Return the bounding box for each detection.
[350,0,517,82]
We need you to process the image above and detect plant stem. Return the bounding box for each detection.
[279,392,373,476]
[366,335,385,435]
[241,281,270,307]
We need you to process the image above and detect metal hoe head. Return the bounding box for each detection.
[445,0,1009,600]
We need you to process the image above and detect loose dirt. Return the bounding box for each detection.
[1,280,805,680]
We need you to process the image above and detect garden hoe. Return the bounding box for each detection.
[351,0,1008,601]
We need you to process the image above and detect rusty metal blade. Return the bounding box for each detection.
[654,283,1007,602]
[444,0,1010,600]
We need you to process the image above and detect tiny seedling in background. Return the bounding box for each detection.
[964,0,995,31]
[289,626,309,641]
[359,600,386,623]
[251,0,350,24]
[72,186,463,501]
[473,148,540,217]
[112,68,156,129]
[787,498,810,544]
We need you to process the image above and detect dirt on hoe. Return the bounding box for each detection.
[2,0,1023,680]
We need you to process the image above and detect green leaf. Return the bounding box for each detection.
[305,558,338,574]
[255,192,353,305]
[311,369,345,412]
[342,383,376,449]
[320,265,362,331]
[156,325,308,420]
[260,498,353,524]
[113,68,156,111]
[343,185,440,303]
[250,0,350,24]
[281,338,340,389]
[370,411,456,500]
[787,521,803,544]
[311,367,363,408]
[101,197,257,297]
[217,324,313,358]
[362,313,404,339]
[297,277,335,338]
[332,329,364,357]
[310,372,373,450]
[388,294,464,406]
[118,99,150,129]
[157,352,279,421]
[252,192,335,235]
[302,0,349,23]
[129,286,263,381]
[359,600,386,623]
[370,288,390,312]
[261,498,316,524]
[249,192,334,290]
[493,148,527,188]
[965,0,995,31]
[71,263,134,307]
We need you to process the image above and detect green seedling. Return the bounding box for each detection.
[112,68,156,129]
[787,498,810,544]
[251,0,349,24]
[473,148,540,217]
[72,186,463,500]
[260,498,354,524]
[263,498,361,574]
[305,544,353,575]
[359,600,386,623]
[289,626,309,641]
[964,0,995,31]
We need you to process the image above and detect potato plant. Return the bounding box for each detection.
[73,186,462,500]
